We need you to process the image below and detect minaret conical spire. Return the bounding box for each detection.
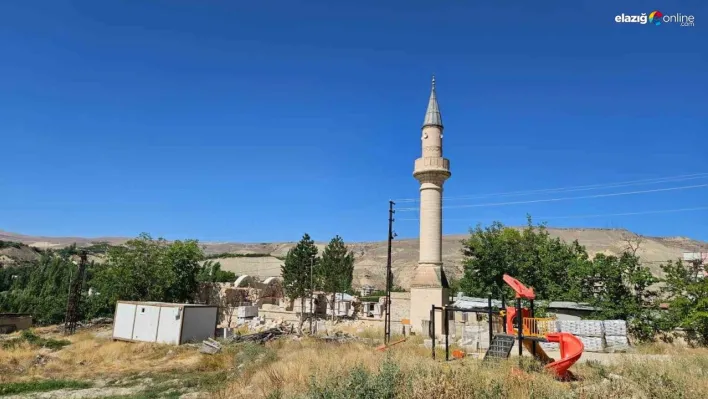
[422,75,443,128]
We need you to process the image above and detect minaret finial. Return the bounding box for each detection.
[422,75,442,128]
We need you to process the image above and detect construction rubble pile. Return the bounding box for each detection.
[201,317,376,354]
[232,327,292,344]
[56,317,114,334]
[315,330,366,344]
[244,316,293,333]
[200,323,294,354]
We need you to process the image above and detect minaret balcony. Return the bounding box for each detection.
[413,157,451,179]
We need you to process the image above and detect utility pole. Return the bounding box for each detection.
[384,200,396,344]
[64,250,88,336]
[309,257,314,335]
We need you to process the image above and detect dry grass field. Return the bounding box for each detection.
[1,326,707,398]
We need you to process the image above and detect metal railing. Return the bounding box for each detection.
[508,317,557,337]
[522,317,557,337]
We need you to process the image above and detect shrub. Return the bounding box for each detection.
[305,358,399,399]
[1,330,71,351]
[0,379,91,395]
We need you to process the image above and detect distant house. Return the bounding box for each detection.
[683,252,707,279]
[359,285,375,297]
[326,293,356,317]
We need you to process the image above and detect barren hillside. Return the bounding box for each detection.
[1,228,706,289]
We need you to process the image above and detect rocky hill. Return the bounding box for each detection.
[1,228,706,290]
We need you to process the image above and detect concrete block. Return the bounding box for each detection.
[236,306,258,318]
[605,335,630,352]
[603,320,627,336]
[579,336,605,352]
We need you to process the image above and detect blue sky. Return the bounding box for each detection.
[0,0,706,243]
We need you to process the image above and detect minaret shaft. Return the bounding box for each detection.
[419,182,443,265]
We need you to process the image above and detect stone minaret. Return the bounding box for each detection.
[410,76,451,336]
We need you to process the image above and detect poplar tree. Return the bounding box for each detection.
[281,233,319,328]
[318,235,355,320]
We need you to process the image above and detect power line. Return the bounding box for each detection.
[393,172,708,203]
[398,206,708,222]
[397,183,708,212]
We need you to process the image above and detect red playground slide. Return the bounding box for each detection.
[503,274,535,299]
[544,332,584,379]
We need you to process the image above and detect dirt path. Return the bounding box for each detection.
[2,386,145,399]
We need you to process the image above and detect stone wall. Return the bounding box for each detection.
[389,292,411,322]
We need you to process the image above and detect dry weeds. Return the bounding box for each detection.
[215,337,708,399]
[2,327,708,398]
[0,328,230,384]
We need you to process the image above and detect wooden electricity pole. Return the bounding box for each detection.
[310,257,314,334]
[384,200,395,344]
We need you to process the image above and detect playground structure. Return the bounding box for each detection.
[429,274,584,380]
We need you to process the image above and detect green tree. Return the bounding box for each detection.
[582,252,659,341]
[661,259,708,345]
[318,235,355,320]
[0,253,84,325]
[459,217,662,341]
[459,216,589,301]
[165,239,204,302]
[197,260,236,283]
[447,276,461,298]
[1,233,212,324]
[281,233,319,329]
[90,234,173,305]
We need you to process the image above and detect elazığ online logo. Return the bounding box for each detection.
[648,11,663,25]
[615,10,695,26]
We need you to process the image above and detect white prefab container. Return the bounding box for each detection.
[112,301,218,345]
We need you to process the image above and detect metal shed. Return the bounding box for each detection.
[112,301,218,345]
[0,313,33,334]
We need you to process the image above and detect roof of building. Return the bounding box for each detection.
[422,75,443,128]
[450,294,599,312]
[451,295,503,310]
[116,301,216,308]
[0,313,32,318]
[545,301,598,311]
[335,293,355,302]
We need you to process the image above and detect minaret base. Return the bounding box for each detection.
[409,265,449,337]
